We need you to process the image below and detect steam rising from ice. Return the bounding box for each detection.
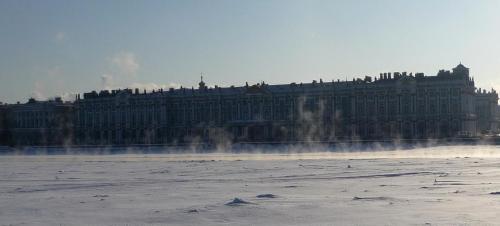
[3,144,500,161]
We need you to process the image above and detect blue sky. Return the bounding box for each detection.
[1,0,499,103]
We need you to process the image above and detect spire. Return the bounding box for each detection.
[198,72,206,90]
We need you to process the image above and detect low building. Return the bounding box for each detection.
[0,104,12,146]
[8,98,73,146]
[497,105,500,134]
[475,89,499,135]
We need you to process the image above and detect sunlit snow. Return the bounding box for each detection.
[1,145,500,225]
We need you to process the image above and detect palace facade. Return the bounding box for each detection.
[1,64,498,146]
[72,64,495,145]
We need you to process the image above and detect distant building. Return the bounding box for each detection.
[74,89,167,145]
[475,88,499,134]
[7,98,73,146]
[0,104,11,145]
[497,105,500,132]
[2,63,497,146]
[73,64,485,145]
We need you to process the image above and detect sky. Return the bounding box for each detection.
[0,0,499,103]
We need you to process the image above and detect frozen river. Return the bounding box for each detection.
[2,145,500,225]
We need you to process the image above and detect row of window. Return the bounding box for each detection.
[75,91,469,128]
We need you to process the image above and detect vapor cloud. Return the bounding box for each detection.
[99,51,140,90]
[31,81,46,100]
[29,66,76,102]
[55,31,66,42]
[109,51,139,77]
[99,51,180,92]
[59,92,77,102]
[100,74,113,90]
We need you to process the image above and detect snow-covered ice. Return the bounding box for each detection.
[2,145,500,225]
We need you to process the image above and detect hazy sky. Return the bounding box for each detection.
[1,0,499,103]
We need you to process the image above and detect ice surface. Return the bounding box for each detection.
[1,145,500,225]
